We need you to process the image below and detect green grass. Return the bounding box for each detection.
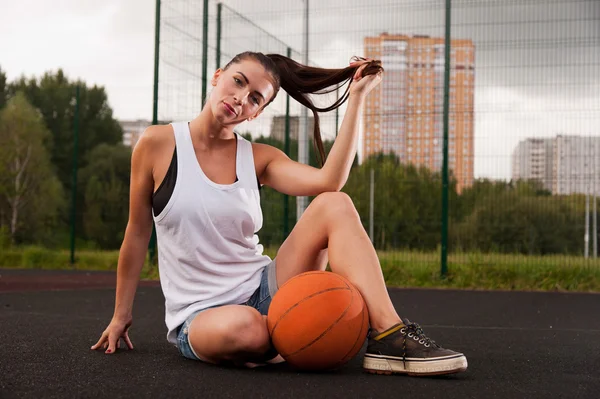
[0,246,157,280]
[378,250,600,292]
[2,246,600,292]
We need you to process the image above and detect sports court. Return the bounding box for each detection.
[1,268,598,398]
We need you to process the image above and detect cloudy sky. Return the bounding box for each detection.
[1,0,598,180]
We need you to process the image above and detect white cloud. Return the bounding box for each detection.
[0,0,154,119]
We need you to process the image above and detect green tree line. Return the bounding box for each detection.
[0,67,590,255]
[0,66,126,248]
[253,138,589,256]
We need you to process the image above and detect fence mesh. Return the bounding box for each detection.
[156,0,600,276]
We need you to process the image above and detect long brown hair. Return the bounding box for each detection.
[223,52,383,166]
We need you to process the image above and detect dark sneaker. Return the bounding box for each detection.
[363,319,467,376]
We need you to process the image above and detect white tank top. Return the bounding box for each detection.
[153,121,271,344]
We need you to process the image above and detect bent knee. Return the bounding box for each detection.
[189,306,270,360]
[226,309,270,353]
[311,192,357,219]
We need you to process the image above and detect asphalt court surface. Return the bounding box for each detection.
[1,269,599,398]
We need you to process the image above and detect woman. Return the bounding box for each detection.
[92,51,467,376]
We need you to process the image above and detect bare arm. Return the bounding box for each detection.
[257,63,382,195]
[319,94,365,191]
[92,127,157,353]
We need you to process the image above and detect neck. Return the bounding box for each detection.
[189,103,236,147]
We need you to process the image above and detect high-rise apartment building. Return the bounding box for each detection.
[363,33,475,192]
[553,135,600,195]
[511,135,600,195]
[511,138,554,192]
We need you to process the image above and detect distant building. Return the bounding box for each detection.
[120,119,151,148]
[363,33,475,192]
[270,116,314,142]
[511,135,600,195]
[511,138,554,192]
[553,135,600,195]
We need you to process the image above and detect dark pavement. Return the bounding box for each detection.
[1,269,599,399]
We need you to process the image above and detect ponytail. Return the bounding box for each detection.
[267,54,383,166]
[224,52,383,166]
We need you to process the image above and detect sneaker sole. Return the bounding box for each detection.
[363,353,468,376]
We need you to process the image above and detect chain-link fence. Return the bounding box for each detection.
[154,0,600,279]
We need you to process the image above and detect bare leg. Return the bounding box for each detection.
[275,192,402,332]
[187,305,272,365]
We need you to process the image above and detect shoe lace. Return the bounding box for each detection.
[400,321,439,367]
[405,322,439,348]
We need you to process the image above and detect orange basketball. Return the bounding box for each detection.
[267,271,370,371]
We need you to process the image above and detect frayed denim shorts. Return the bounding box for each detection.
[176,259,279,361]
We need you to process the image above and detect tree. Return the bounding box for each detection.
[6,69,124,245]
[341,153,448,250]
[9,70,123,195]
[78,144,132,249]
[0,92,64,244]
[450,188,583,255]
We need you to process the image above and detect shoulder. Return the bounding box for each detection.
[251,142,286,158]
[132,124,175,164]
[251,142,291,182]
[251,142,287,168]
[134,124,174,154]
[138,124,174,147]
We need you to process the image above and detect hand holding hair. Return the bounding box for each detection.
[348,57,384,98]
[266,53,383,165]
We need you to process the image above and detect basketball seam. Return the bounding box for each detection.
[269,272,358,363]
[268,272,351,336]
[277,271,352,292]
[269,286,348,337]
[284,289,355,358]
[333,293,368,369]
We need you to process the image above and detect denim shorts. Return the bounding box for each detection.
[176,259,279,361]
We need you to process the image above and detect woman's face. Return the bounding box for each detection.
[210,59,276,126]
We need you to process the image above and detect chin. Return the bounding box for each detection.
[217,113,241,127]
